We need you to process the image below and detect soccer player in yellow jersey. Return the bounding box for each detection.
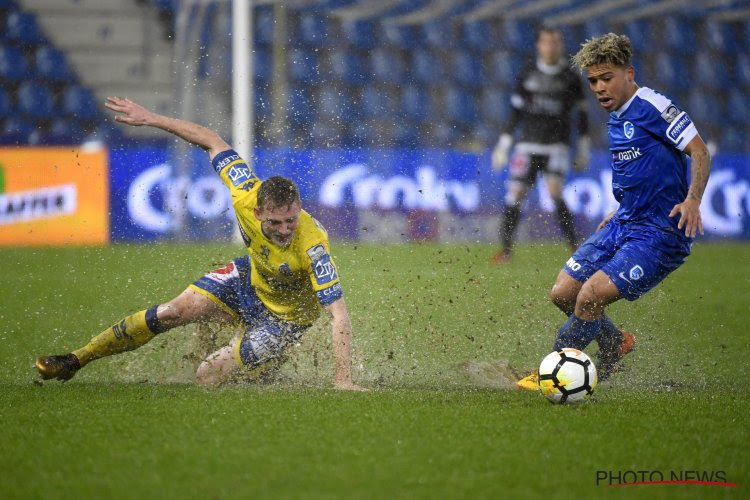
[35,97,366,391]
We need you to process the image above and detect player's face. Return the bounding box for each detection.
[585,63,637,112]
[255,201,301,248]
[537,31,563,65]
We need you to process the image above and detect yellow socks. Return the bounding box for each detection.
[73,306,164,366]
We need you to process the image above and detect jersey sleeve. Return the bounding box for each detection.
[304,240,344,307]
[641,93,699,152]
[211,149,261,238]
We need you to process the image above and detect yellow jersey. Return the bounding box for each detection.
[212,149,343,326]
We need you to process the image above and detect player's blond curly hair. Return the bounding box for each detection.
[571,33,633,73]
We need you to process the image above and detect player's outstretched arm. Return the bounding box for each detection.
[104,96,231,160]
[669,135,712,238]
[325,298,368,391]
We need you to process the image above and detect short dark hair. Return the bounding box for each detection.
[537,26,562,41]
[257,176,300,211]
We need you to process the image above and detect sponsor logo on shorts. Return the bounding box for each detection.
[227,165,253,187]
[313,254,338,285]
[629,265,644,280]
[623,121,635,139]
[666,112,692,143]
[207,262,238,283]
[661,104,680,123]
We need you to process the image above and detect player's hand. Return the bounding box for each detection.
[491,134,513,172]
[105,96,153,127]
[669,197,703,238]
[573,136,591,172]
[334,380,369,391]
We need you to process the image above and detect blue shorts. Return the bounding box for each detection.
[563,219,691,301]
[190,256,308,369]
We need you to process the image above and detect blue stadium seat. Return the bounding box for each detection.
[622,20,651,52]
[654,53,689,92]
[582,19,606,41]
[287,48,319,83]
[316,86,353,122]
[500,19,533,54]
[1,117,35,145]
[254,7,273,47]
[297,11,330,47]
[62,85,98,120]
[422,20,453,49]
[719,126,746,154]
[479,88,510,124]
[687,89,720,128]
[693,51,730,89]
[253,49,271,83]
[487,51,521,88]
[370,47,406,84]
[0,44,29,81]
[17,81,54,119]
[42,118,84,145]
[443,87,477,126]
[451,51,482,89]
[361,85,397,119]
[426,121,458,147]
[35,46,73,84]
[726,89,748,126]
[702,21,739,54]
[328,49,367,85]
[310,119,343,148]
[461,21,493,52]
[400,84,430,121]
[393,120,420,148]
[340,19,377,49]
[737,53,750,88]
[254,85,270,123]
[286,87,314,126]
[0,86,12,117]
[472,121,497,148]
[380,21,422,49]
[662,18,695,55]
[410,49,443,86]
[5,11,45,45]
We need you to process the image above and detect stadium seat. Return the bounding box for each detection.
[410,49,444,86]
[0,85,12,117]
[253,49,271,83]
[5,11,44,45]
[687,89,720,128]
[34,46,74,84]
[422,20,453,49]
[393,120,420,148]
[61,85,99,120]
[487,51,522,88]
[478,88,510,125]
[400,84,431,121]
[380,21,422,49]
[42,118,85,145]
[361,85,397,119]
[297,11,330,47]
[719,126,747,154]
[254,84,270,123]
[693,51,729,89]
[17,81,54,119]
[310,119,343,148]
[654,53,689,92]
[461,21,493,52]
[582,19,606,41]
[369,47,406,84]
[316,86,353,122]
[662,18,695,55]
[1,117,35,145]
[726,89,749,126]
[501,19,534,54]
[287,48,320,84]
[0,44,29,82]
[339,18,377,49]
[737,53,750,88]
[286,87,314,126]
[451,51,483,90]
[622,20,651,52]
[328,49,367,85]
[443,87,477,126]
[702,20,739,54]
[254,7,273,47]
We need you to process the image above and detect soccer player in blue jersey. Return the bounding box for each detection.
[517,33,711,388]
[35,97,366,391]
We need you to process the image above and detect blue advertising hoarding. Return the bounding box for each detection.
[109,146,750,242]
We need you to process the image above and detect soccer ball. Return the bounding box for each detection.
[538,348,597,404]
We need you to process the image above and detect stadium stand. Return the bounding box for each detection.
[0,0,747,153]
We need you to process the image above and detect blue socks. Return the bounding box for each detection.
[553,314,602,351]
[596,314,622,355]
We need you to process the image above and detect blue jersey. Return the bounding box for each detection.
[607,87,699,232]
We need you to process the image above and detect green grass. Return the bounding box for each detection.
[1,242,748,498]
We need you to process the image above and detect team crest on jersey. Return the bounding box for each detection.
[260,245,270,259]
[629,265,644,280]
[279,262,292,275]
[623,121,635,139]
[661,105,680,123]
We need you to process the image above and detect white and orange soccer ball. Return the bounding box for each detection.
[538,348,598,404]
